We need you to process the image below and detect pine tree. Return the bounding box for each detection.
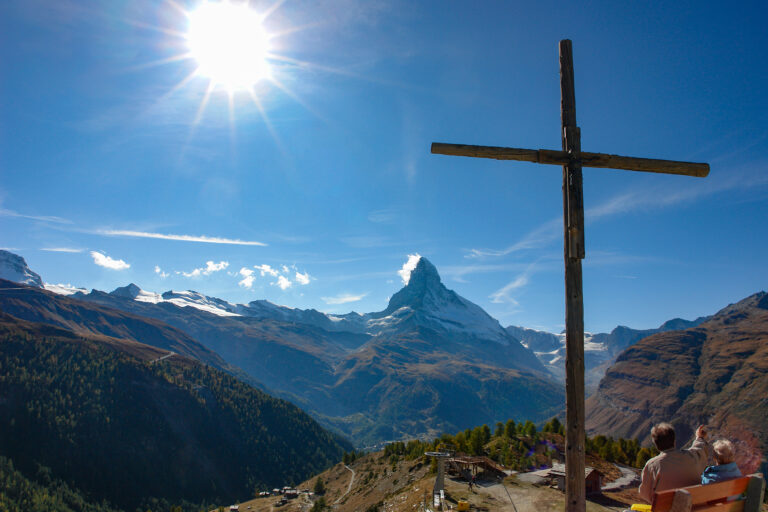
[314,476,326,495]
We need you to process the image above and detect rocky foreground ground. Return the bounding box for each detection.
[211,450,644,512]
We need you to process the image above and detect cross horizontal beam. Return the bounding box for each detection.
[431,142,709,177]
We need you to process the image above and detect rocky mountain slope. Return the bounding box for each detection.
[1,251,561,446]
[585,291,768,473]
[507,316,708,390]
[0,312,349,511]
[84,257,560,446]
[0,278,232,372]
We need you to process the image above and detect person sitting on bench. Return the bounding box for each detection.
[702,439,741,484]
[638,423,710,503]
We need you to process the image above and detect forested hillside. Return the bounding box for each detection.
[0,313,349,511]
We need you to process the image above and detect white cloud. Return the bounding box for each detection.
[41,247,83,253]
[154,265,169,278]
[397,253,421,285]
[321,293,367,305]
[97,229,266,246]
[0,208,71,224]
[241,263,310,289]
[90,251,130,270]
[179,260,229,278]
[238,267,255,288]
[275,275,292,290]
[254,264,279,277]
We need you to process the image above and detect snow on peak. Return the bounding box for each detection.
[0,250,43,287]
[377,255,515,344]
[110,283,162,303]
[160,289,240,316]
[104,283,239,316]
[44,283,88,296]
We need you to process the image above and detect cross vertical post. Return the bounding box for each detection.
[429,38,709,512]
[560,39,586,512]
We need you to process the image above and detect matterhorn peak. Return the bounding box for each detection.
[385,255,449,314]
[402,256,442,289]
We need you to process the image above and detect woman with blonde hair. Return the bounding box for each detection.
[701,439,742,484]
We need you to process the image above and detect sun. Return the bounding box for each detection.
[186,2,272,91]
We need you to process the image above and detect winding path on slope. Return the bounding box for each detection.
[335,464,356,504]
[601,464,639,491]
[150,351,175,363]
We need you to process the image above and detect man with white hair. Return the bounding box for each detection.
[638,423,710,503]
[702,439,742,484]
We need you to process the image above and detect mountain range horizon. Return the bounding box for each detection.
[1,247,752,447]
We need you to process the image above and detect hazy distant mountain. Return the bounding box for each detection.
[0,278,233,372]
[585,291,768,473]
[0,312,348,510]
[507,315,709,391]
[0,250,42,288]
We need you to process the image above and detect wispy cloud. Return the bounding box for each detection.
[367,208,399,224]
[295,271,310,285]
[489,261,538,305]
[442,260,558,283]
[97,229,267,246]
[0,208,71,224]
[90,251,130,270]
[321,293,367,305]
[178,260,229,278]
[154,265,169,278]
[41,247,83,253]
[466,218,561,259]
[467,165,768,260]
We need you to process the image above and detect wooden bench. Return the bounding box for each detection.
[649,474,765,512]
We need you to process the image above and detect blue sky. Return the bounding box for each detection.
[1,0,766,333]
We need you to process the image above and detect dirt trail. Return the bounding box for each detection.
[334,464,356,504]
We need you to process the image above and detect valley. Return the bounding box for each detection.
[1,250,766,511]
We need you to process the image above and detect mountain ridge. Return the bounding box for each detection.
[0,251,559,445]
[585,290,768,473]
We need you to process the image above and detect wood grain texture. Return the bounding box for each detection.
[560,38,586,512]
[653,477,751,512]
[430,143,709,177]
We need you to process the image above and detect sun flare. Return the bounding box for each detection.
[187,2,272,90]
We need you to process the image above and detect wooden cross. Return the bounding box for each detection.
[431,40,708,512]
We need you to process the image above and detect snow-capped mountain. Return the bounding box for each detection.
[63,256,524,348]
[1,249,559,444]
[365,256,518,344]
[507,314,710,390]
[0,250,43,288]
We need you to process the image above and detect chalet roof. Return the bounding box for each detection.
[547,463,600,478]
